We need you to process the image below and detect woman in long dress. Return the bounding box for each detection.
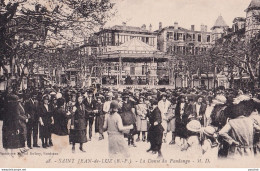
[69,95,87,153]
[95,96,105,140]
[135,96,148,142]
[103,100,133,158]
[52,98,72,151]
[2,94,28,156]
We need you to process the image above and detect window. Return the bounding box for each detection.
[146,37,149,44]
[177,33,182,40]
[167,32,174,39]
[174,33,177,40]
[130,66,135,75]
[192,34,195,41]
[187,33,192,41]
[207,35,211,42]
[142,65,148,75]
[198,34,201,42]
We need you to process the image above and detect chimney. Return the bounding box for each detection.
[201,24,204,32]
[174,22,178,30]
[205,25,208,32]
[159,22,162,30]
[149,24,152,31]
[141,24,146,30]
[191,25,195,31]
[122,22,126,30]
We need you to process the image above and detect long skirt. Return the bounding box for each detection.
[147,124,164,151]
[95,115,105,134]
[2,122,25,149]
[108,133,130,158]
[39,124,52,139]
[136,116,148,131]
[69,129,87,143]
[175,120,188,139]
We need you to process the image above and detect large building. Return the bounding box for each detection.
[94,22,157,54]
[157,22,213,55]
[245,0,260,39]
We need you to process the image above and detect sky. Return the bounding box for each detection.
[106,0,252,31]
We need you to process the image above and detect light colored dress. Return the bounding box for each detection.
[219,116,255,160]
[104,113,130,158]
[135,103,148,131]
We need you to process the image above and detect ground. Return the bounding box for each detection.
[0,121,259,168]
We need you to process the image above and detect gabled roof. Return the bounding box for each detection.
[245,0,260,12]
[115,38,158,52]
[211,15,229,30]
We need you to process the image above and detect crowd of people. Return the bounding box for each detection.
[1,85,260,160]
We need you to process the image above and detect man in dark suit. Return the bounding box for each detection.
[83,89,97,141]
[24,92,40,148]
[192,96,207,126]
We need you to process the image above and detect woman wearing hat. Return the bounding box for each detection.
[175,95,189,148]
[66,93,77,134]
[70,95,87,153]
[135,95,148,142]
[94,95,105,140]
[158,92,171,143]
[183,120,202,158]
[2,94,28,155]
[120,92,137,147]
[38,95,54,148]
[52,98,72,151]
[202,126,219,161]
[147,98,164,158]
[103,100,133,158]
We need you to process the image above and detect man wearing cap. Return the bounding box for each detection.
[24,92,40,148]
[38,95,54,148]
[158,92,171,143]
[83,89,96,141]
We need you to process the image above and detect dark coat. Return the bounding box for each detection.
[70,104,87,143]
[38,103,52,139]
[175,102,189,138]
[53,107,70,136]
[94,102,104,133]
[24,98,39,123]
[148,107,164,151]
[17,103,28,142]
[2,101,26,149]
[71,104,87,130]
[83,97,96,119]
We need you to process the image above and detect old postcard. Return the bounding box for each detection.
[1,0,260,168]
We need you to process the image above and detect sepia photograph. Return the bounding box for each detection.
[0,0,260,168]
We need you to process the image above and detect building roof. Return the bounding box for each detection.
[155,26,192,33]
[245,0,260,12]
[98,38,168,62]
[116,38,158,52]
[211,15,229,30]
